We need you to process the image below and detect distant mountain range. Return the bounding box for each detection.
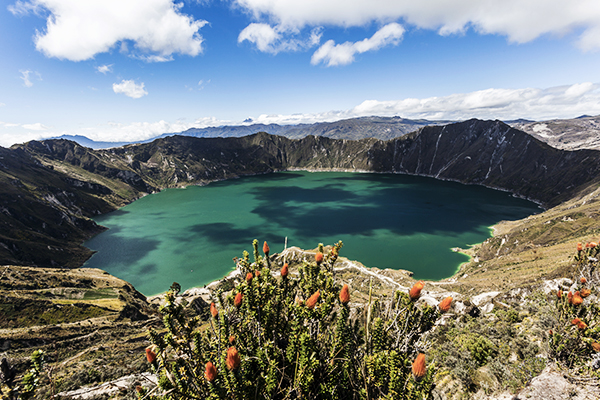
[52,116,451,149]
[51,115,600,152]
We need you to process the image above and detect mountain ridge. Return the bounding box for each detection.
[3,118,600,269]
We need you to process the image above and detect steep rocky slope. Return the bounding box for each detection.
[511,115,600,150]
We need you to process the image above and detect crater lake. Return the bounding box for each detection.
[83,171,540,295]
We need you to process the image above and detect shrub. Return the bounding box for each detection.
[1,350,45,400]
[548,242,600,374]
[142,240,445,399]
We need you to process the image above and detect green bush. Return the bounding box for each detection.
[141,240,445,399]
[1,350,45,400]
[548,242,600,373]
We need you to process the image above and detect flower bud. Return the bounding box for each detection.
[306,290,320,310]
[263,241,270,256]
[438,296,453,313]
[315,252,324,265]
[145,348,157,364]
[281,263,289,277]
[226,347,241,370]
[234,292,243,308]
[210,302,218,318]
[205,361,217,382]
[339,284,350,304]
[409,281,425,300]
[412,353,426,382]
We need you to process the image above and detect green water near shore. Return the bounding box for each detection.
[84,171,540,295]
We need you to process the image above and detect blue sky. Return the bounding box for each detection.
[1,0,600,147]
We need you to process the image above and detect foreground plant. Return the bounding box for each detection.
[549,242,600,374]
[143,240,446,399]
[0,350,45,400]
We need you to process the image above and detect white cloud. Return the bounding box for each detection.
[136,55,175,63]
[7,0,43,16]
[242,83,600,124]
[239,23,280,52]
[1,83,599,148]
[238,23,322,53]
[233,0,600,51]
[22,123,49,130]
[10,0,207,61]
[19,70,41,87]
[311,23,404,66]
[112,80,148,99]
[97,64,113,74]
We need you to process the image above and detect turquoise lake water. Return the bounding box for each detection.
[83,171,540,295]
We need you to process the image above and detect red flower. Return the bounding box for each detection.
[412,353,426,382]
[315,252,324,265]
[234,292,243,308]
[557,290,562,298]
[205,361,217,382]
[567,291,573,303]
[572,318,587,329]
[281,263,289,277]
[591,242,598,248]
[339,284,350,304]
[226,347,241,370]
[581,277,587,284]
[306,290,320,309]
[210,302,218,318]
[255,270,261,277]
[246,272,253,282]
[145,348,157,364]
[577,242,583,251]
[409,281,425,300]
[438,296,453,313]
[592,342,600,352]
[581,288,592,297]
[263,241,270,256]
[572,292,583,306]
[229,335,235,343]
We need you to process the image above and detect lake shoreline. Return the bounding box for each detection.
[84,168,540,296]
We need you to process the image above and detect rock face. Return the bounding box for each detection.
[5,118,600,268]
[511,115,600,151]
[485,366,600,400]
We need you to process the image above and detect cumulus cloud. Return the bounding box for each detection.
[112,80,148,99]
[2,83,599,148]
[9,0,207,61]
[238,23,322,53]
[97,64,113,74]
[19,70,41,87]
[240,83,600,124]
[311,23,404,66]
[233,0,600,51]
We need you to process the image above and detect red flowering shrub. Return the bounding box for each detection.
[144,240,441,399]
